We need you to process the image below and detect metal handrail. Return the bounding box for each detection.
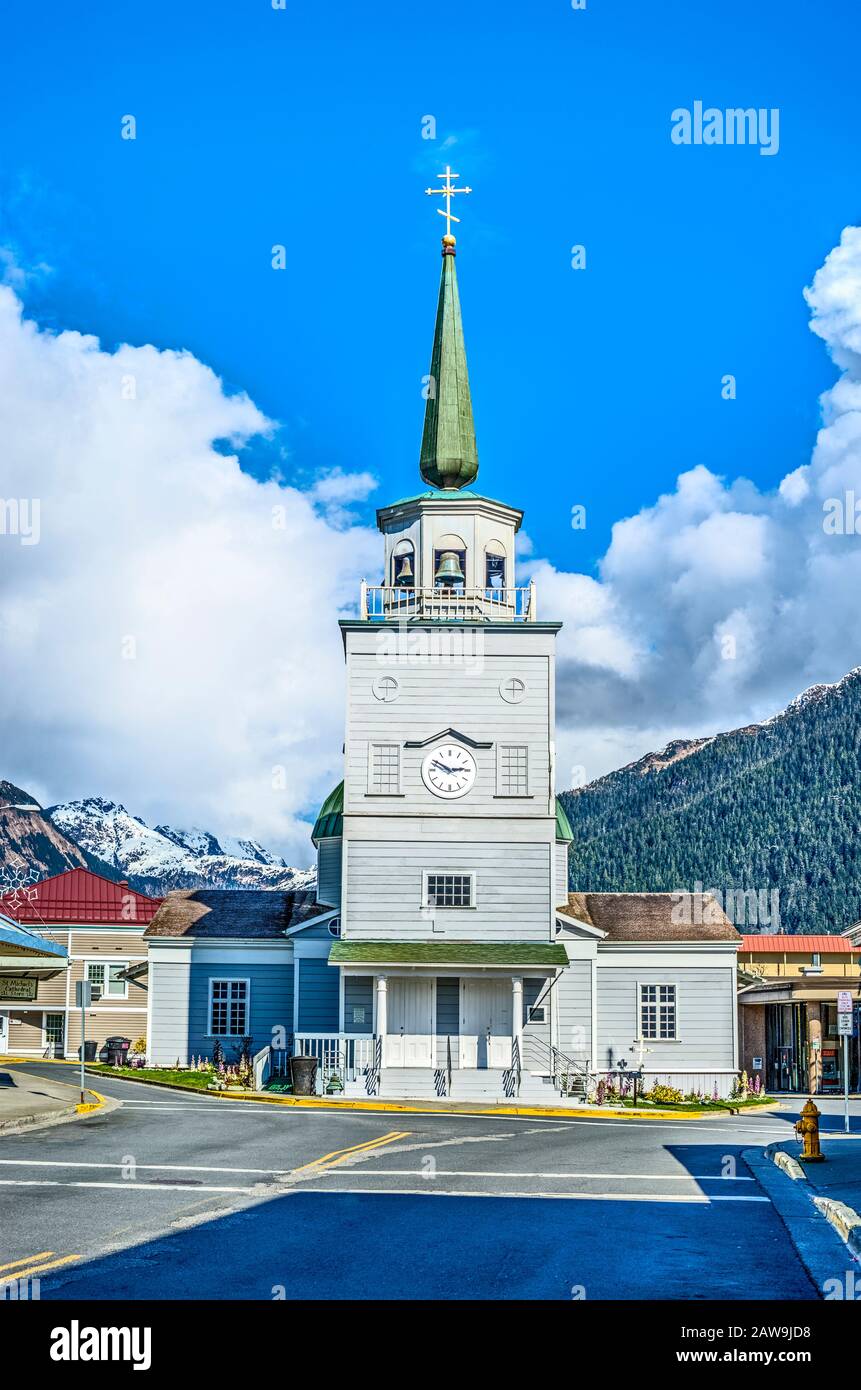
[361,582,536,623]
[446,1035,452,1097]
[523,1034,590,1095]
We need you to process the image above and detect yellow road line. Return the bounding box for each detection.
[0,1253,80,1283]
[294,1130,411,1173]
[0,1251,54,1273]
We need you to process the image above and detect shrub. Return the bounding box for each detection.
[131,1035,146,1056]
[645,1082,684,1104]
[730,1070,750,1100]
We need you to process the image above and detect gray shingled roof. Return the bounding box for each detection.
[144,888,322,939]
[557,892,741,943]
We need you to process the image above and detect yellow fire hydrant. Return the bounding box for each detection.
[795,1098,825,1163]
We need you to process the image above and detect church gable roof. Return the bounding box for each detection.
[557,892,740,943]
[144,888,321,939]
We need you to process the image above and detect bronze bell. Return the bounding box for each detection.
[435,550,464,585]
[395,553,413,585]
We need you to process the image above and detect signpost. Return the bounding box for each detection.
[838,992,853,1134]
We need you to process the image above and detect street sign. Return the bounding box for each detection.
[75,980,92,1008]
[0,976,37,1001]
[838,990,853,1013]
[838,1012,853,1036]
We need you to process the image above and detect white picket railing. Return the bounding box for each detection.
[293,1033,376,1087]
[361,583,536,623]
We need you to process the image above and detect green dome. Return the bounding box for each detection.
[312,781,343,844]
[555,796,574,844]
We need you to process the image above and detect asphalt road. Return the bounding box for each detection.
[1,1063,856,1300]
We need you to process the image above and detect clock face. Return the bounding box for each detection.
[421,744,477,799]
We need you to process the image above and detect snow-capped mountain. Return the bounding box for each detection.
[45,797,315,896]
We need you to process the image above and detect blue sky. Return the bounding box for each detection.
[3,1,861,857]
[3,0,859,572]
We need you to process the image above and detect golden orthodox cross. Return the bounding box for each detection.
[424,165,472,237]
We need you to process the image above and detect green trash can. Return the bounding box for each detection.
[290,1055,318,1096]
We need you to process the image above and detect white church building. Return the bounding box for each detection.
[144,181,741,1101]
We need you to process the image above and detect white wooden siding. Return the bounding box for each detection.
[595,966,736,1071]
[554,842,569,906]
[344,642,554,821]
[149,961,191,1067]
[345,839,553,939]
[555,960,593,1061]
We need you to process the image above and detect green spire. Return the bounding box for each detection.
[419,243,479,490]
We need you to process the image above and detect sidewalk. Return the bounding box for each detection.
[0,1066,99,1132]
[762,1133,861,1272]
[799,1136,861,1215]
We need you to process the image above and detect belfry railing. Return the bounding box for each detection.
[361,582,536,623]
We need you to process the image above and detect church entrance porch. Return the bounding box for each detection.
[460,977,513,1069]
[385,977,434,1067]
[326,940,569,1100]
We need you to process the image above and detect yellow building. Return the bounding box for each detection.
[737,934,861,1094]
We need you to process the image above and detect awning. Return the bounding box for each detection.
[739,984,861,1006]
[329,940,569,969]
[0,914,69,986]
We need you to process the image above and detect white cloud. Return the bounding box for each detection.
[545,222,861,784]
[0,287,378,864]
[4,220,861,846]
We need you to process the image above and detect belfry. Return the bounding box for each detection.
[318,169,575,1099]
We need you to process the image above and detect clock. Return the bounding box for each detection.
[421,743,477,799]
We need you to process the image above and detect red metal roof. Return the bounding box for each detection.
[740,934,860,954]
[2,867,162,925]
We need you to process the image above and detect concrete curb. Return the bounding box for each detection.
[81,1066,777,1121]
[0,1101,80,1134]
[765,1142,808,1182]
[766,1141,861,1263]
[813,1197,861,1258]
[0,1071,116,1135]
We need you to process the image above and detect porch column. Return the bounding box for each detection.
[375,975,388,1068]
[512,976,524,1068]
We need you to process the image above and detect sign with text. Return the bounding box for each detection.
[838,990,853,1013]
[0,976,37,1001]
[838,1012,853,1036]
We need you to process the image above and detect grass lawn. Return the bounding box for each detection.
[86,1064,216,1090]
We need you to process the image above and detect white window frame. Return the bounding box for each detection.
[422,871,476,910]
[496,743,530,797]
[85,959,129,1001]
[639,982,677,1041]
[42,1011,66,1054]
[367,741,402,795]
[207,978,251,1038]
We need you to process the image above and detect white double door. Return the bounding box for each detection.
[460,979,513,1069]
[385,978,434,1067]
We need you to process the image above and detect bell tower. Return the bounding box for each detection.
[330,169,567,1075]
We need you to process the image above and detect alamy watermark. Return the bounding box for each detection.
[672,881,780,929]
[0,498,40,545]
[671,102,779,157]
